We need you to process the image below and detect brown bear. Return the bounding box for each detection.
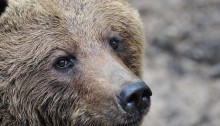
[0,0,152,125]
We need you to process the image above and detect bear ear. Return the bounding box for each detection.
[0,0,8,16]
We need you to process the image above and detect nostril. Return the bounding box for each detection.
[127,93,138,104]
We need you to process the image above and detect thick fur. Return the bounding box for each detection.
[0,0,148,126]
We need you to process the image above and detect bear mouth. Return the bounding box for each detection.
[121,118,142,126]
[85,103,147,126]
[111,99,149,126]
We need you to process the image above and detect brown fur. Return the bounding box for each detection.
[0,0,148,125]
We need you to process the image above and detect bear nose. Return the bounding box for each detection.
[118,81,152,114]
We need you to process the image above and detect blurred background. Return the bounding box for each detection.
[130,0,220,126]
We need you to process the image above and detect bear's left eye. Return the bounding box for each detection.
[53,57,75,71]
[109,37,121,51]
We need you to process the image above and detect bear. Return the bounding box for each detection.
[0,0,152,126]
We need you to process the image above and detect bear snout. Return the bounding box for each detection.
[118,81,152,115]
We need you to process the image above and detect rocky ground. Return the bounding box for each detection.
[130,0,220,126]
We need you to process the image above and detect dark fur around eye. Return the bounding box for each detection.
[53,56,76,72]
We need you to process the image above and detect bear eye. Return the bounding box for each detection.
[109,37,121,51]
[53,57,75,71]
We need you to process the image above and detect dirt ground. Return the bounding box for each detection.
[130,0,220,126]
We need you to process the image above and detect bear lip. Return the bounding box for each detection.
[119,118,142,126]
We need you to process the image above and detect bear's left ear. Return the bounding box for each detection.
[0,0,8,16]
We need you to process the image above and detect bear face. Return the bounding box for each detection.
[0,0,152,126]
